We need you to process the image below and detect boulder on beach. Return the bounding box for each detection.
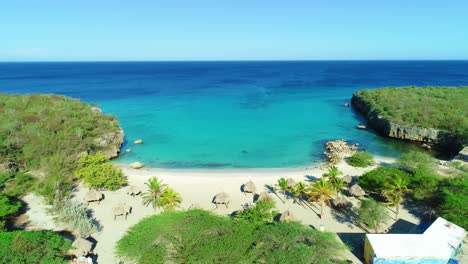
[130,162,144,169]
[134,139,143,144]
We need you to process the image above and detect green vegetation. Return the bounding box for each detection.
[235,199,278,224]
[52,200,101,238]
[116,209,346,264]
[356,198,389,233]
[141,177,182,211]
[438,174,468,229]
[0,93,122,203]
[347,151,374,167]
[397,150,436,172]
[0,230,71,263]
[383,176,411,220]
[306,178,334,219]
[358,166,410,194]
[354,87,468,144]
[75,153,127,191]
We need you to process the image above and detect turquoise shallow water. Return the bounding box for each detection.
[1,61,467,168]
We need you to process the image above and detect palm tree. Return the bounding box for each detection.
[275,177,289,202]
[306,178,334,219]
[383,176,411,220]
[331,177,346,198]
[142,177,167,210]
[323,165,343,182]
[158,187,183,211]
[291,182,306,204]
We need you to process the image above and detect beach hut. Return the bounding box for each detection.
[257,191,271,201]
[287,178,296,188]
[83,190,104,205]
[332,196,352,210]
[113,203,131,220]
[349,184,365,197]
[364,217,466,264]
[126,185,142,197]
[213,192,231,209]
[242,180,256,195]
[342,175,352,184]
[279,210,294,222]
[71,238,93,256]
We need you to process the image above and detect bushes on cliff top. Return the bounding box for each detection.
[347,151,374,167]
[355,86,468,143]
[75,153,127,191]
[0,94,121,202]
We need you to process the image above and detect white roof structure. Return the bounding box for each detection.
[367,218,466,260]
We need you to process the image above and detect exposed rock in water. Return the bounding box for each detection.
[323,139,357,166]
[134,139,143,144]
[356,125,367,130]
[351,92,462,152]
[343,103,349,107]
[130,162,144,169]
[94,129,124,159]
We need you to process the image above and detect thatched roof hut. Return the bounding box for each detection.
[83,190,103,204]
[287,178,296,188]
[258,191,271,201]
[213,192,231,208]
[349,184,365,197]
[242,180,256,194]
[279,210,294,222]
[113,203,131,220]
[342,175,352,184]
[332,196,352,210]
[71,238,93,256]
[127,185,142,196]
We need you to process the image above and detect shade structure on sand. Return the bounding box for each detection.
[113,203,131,220]
[126,185,142,196]
[71,238,93,256]
[287,178,296,188]
[342,175,352,184]
[130,162,144,169]
[242,180,256,194]
[349,184,365,197]
[258,191,271,201]
[332,196,352,209]
[83,190,103,204]
[213,192,231,208]
[279,210,294,222]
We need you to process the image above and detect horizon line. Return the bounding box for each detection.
[1,59,468,63]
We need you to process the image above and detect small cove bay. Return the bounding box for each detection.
[1,61,468,168]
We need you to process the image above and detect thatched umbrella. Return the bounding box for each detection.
[342,175,352,184]
[113,203,131,220]
[332,196,352,209]
[242,180,256,194]
[258,191,271,201]
[287,178,296,188]
[83,190,103,205]
[71,238,93,256]
[279,210,294,222]
[126,185,142,197]
[349,184,365,197]
[213,192,231,209]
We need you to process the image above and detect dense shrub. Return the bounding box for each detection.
[355,87,468,144]
[356,198,389,233]
[397,151,436,172]
[116,209,346,264]
[0,194,21,218]
[358,166,410,194]
[0,231,71,263]
[235,199,278,223]
[408,165,440,201]
[75,153,127,190]
[0,94,122,202]
[438,174,468,230]
[347,151,374,167]
[53,200,101,238]
[0,172,36,198]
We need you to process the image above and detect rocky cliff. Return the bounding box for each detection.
[351,93,460,151]
[94,129,124,159]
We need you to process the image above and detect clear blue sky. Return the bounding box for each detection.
[1,0,467,61]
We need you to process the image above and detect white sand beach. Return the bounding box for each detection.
[60,155,421,264]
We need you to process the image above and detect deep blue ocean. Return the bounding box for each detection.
[1,61,467,168]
